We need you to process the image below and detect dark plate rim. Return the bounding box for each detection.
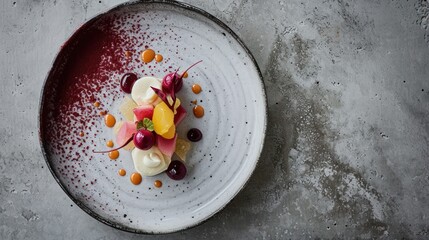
[38,0,267,234]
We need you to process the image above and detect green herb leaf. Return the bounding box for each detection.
[143,118,154,131]
[136,120,144,130]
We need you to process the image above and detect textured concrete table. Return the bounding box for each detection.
[1,0,429,239]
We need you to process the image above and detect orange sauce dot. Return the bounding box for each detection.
[93,101,100,108]
[104,114,116,128]
[155,54,163,62]
[191,100,197,105]
[106,140,114,148]
[118,169,126,176]
[108,150,119,160]
[183,72,189,78]
[154,180,162,188]
[141,49,155,63]
[130,172,142,185]
[124,51,132,58]
[100,110,107,116]
[78,131,84,137]
[193,105,204,118]
[192,84,202,94]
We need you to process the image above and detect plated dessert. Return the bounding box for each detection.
[93,56,204,186]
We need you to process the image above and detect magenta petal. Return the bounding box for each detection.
[151,87,168,104]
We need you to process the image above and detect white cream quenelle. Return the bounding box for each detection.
[132,146,171,176]
[131,76,162,105]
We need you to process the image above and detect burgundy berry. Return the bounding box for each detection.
[187,128,202,142]
[133,129,154,150]
[120,73,138,93]
[166,160,187,180]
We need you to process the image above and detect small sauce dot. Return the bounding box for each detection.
[118,169,126,176]
[130,172,142,185]
[93,101,100,108]
[106,140,114,148]
[100,110,107,116]
[104,114,116,127]
[78,131,84,137]
[191,100,197,105]
[193,105,204,118]
[183,72,189,78]
[155,54,163,62]
[141,49,155,63]
[124,51,132,58]
[154,180,162,188]
[108,150,119,160]
[192,84,202,94]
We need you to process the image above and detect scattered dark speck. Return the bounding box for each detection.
[123,214,127,218]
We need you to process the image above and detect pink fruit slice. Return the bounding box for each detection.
[133,104,154,121]
[156,134,177,157]
[174,105,187,126]
[116,121,137,146]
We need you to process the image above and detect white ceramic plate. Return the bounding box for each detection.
[39,0,266,234]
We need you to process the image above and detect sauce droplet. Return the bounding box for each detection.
[106,140,114,148]
[124,51,132,58]
[104,114,116,127]
[155,54,163,62]
[187,128,203,142]
[191,100,197,105]
[108,150,119,160]
[141,49,155,63]
[183,72,189,78]
[193,105,204,118]
[78,131,85,137]
[93,101,100,108]
[118,169,126,176]
[154,180,162,188]
[100,110,107,116]
[192,84,202,94]
[130,172,142,185]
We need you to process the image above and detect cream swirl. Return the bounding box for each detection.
[132,146,171,176]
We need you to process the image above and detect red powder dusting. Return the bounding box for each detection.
[39,9,187,212]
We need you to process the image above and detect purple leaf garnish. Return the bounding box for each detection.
[151,86,175,110]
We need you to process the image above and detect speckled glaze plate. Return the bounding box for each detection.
[39,0,266,234]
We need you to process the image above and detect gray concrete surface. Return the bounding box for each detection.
[1,0,429,239]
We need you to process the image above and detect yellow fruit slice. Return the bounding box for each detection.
[161,124,175,139]
[153,101,174,135]
[167,96,181,114]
